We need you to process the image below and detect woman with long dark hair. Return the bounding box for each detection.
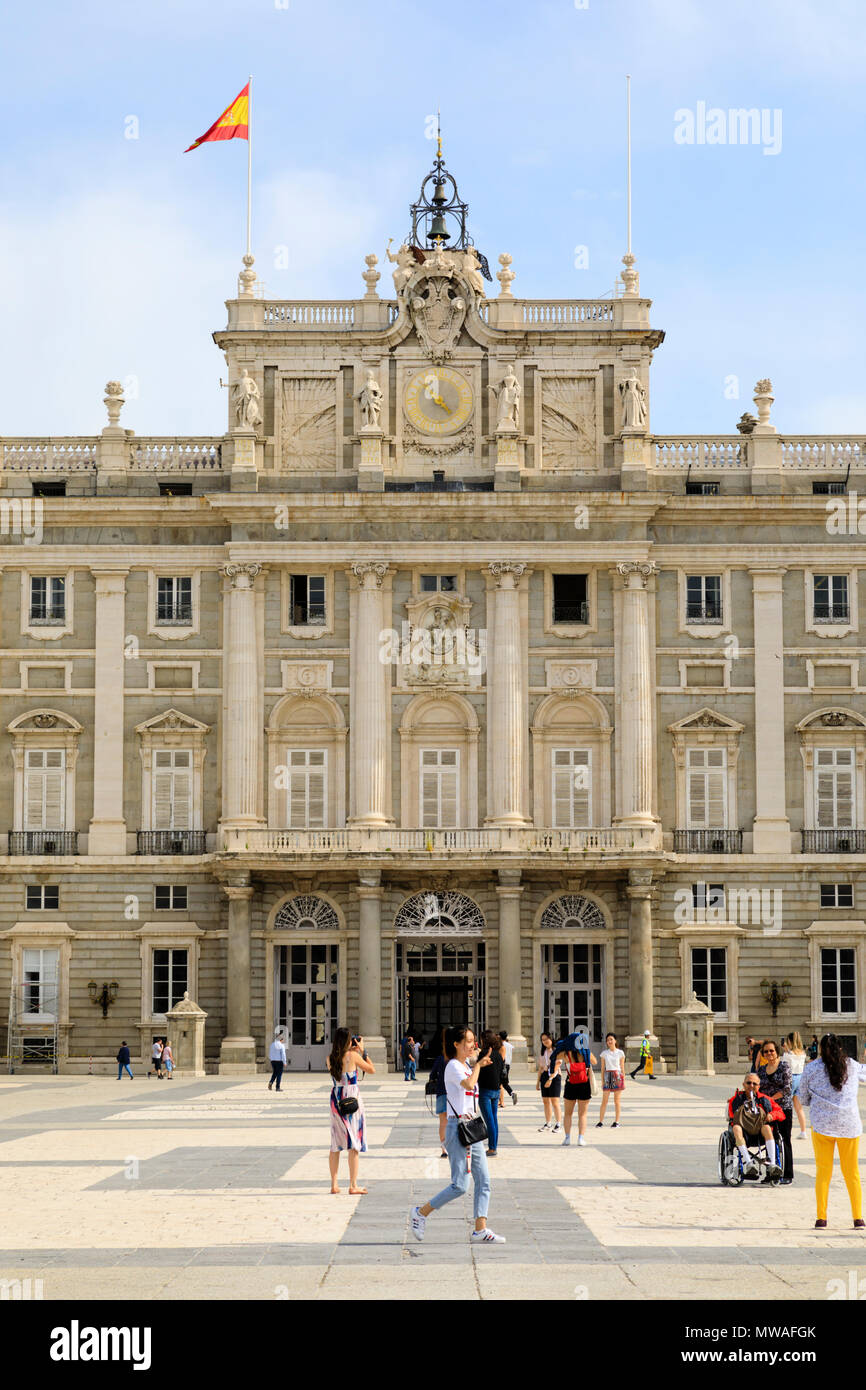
[536,1031,562,1133]
[757,1039,794,1183]
[799,1033,866,1229]
[476,1029,506,1156]
[427,1026,449,1159]
[327,1027,375,1195]
[410,1025,505,1244]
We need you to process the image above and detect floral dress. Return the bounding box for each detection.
[329,1068,366,1153]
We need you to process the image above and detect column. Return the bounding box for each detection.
[626,868,658,1066]
[88,569,129,854]
[486,563,530,826]
[219,879,256,1072]
[614,562,659,833]
[349,563,393,826]
[357,870,388,1066]
[750,567,791,853]
[220,563,264,829]
[496,869,527,1063]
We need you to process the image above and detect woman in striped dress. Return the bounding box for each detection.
[328,1028,375,1195]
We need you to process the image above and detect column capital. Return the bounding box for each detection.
[497,868,523,891]
[221,562,263,589]
[616,560,658,588]
[488,562,528,587]
[351,561,390,589]
[627,867,654,899]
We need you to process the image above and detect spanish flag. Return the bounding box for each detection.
[184,82,249,152]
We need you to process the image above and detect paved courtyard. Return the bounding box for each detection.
[1,1070,864,1301]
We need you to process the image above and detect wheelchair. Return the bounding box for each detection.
[718,1123,785,1186]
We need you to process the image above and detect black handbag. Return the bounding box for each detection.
[449,1095,488,1148]
[338,1096,359,1117]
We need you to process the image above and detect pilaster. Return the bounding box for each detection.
[88,568,129,854]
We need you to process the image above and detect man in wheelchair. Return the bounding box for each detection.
[724,1074,784,1181]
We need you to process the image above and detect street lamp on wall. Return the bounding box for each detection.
[88,980,118,1018]
[760,978,791,1019]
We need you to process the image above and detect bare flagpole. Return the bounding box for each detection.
[247,74,253,259]
[626,73,632,258]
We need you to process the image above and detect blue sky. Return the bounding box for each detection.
[1,0,864,437]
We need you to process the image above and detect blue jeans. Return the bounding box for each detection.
[478,1089,500,1150]
[404,1059,416,1080]
[428,1118,491,1220]
[117,1063,133,1078]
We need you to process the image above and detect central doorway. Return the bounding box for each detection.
[408,980,469,1066]
[394,938,486,1068]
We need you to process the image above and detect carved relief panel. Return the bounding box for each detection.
[276,373,339,472]
[537,374,600,470]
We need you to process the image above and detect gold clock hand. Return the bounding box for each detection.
[432,395,453,413]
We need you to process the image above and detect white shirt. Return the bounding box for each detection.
[151,1043,162,1059]
[600,1048,624,1073]
[787,1050,806,1077]
[799,1058,866,1138]
[444,1058,477,1118]
[502,1040,514,1067]
[269,1039,287,1063]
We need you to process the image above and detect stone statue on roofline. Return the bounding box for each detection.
[619,369,648,431]
[356,369,384,431]
[232,367,262,431]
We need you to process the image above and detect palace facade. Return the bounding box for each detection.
[2,149,865,1073]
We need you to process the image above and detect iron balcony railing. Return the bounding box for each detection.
[9,830,78,855]
[685,606,723,623]
[674,829,743,854]
[802,829,866,854]
[137,830,207,855]
[813,606,850,623]
[552,601,589,624]
[155,607,194,625]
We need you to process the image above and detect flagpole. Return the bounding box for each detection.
[246,75,252,259]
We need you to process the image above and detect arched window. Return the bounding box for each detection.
[399,694,479,827]
[266,694,347,827]
[394,890,485,937]
[540,894,607,933]
[531,693,612,828]
[273,895,340,932]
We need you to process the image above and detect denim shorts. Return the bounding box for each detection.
[435,1094,447,1114]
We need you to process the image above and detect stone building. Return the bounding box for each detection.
[2,147,865,1073]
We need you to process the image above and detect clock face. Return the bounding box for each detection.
[403,367,474,436]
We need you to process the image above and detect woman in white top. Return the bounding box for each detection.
[536,1032,562,1133]
[410,1026,506,1244]
[596,1032,625,1127]
[783,1032,808,1139]
[798,1033,866,1230]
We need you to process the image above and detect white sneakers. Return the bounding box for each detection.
[471,1229,506,1243]
[577,1135,587,1147]
[410,1206,426,1241]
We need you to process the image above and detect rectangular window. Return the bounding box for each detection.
[820,884,854,909]
[154,885,188,911]
[686,747,726,828]
[155,576,193,624]
[691,947,727,1013]
[24,749,65,830]
[287,749,327,828]
[21,947,59,1018]
[691,882,725,914]
[821,947,856,1014]
[686,481,720,496]
[25,885,59,910]
[815,748,854,829]
[552,574,588,625]
[686,575,722,622]
[420,575,456,593]
[152,948,189,1015]
[289,574,326,626]
[552,748,592,827]
[813,574,849,623]
[29,576,65,623]
[152,750,193,830]
[420,749,459,828]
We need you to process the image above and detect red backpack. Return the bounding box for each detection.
[568,1055,588,1085]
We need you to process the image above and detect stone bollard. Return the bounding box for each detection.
[673,992,715,1075]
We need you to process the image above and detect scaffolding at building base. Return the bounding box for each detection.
[6,976,59,1074]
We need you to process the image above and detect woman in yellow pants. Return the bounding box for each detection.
[799,1033,866,1230]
